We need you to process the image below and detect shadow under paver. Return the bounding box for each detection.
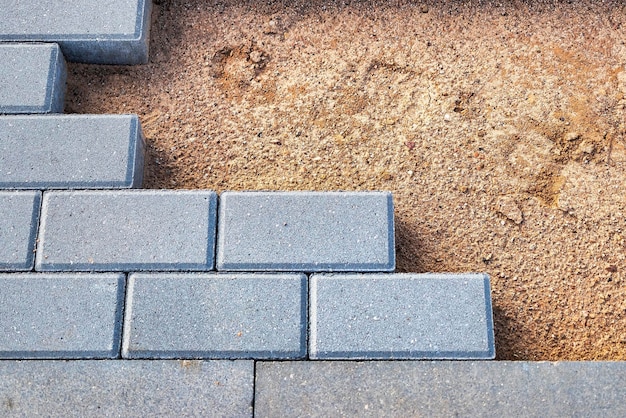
[0,273,124,359]
[255,361,626,418]
[309,273,494,359]
[0,360,253,417]
[0,0,152,64]
[0,114,145,189]
[0,191,41,271]
[0,43,66,114]
[122,273,307,359]
[36,190,217,271]
[216,191,395,272]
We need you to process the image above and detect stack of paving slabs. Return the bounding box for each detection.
[1,1,624,416]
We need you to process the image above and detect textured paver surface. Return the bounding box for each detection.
[309,273,494,359]
[0,0,152,64]
[36,190,217,271]
[0,191,41,271]
[255,361,626,418]
[216,191,395,272]
[0,360,253,417]
[0,43,66,114]
[0,114,144,189]
[0,273,124,359]
[123,273,307,359]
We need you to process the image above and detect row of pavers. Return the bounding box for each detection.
[2,2,625,416]
[2,189,394,272]
[0,271,493,360]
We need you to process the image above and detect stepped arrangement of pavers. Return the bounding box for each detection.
[1,1,625,416]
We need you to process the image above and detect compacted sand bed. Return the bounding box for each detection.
[65,0,626,360]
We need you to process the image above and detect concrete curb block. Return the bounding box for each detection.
[255,361,626,417]
[0,360,254,416]
[0,43,66,114]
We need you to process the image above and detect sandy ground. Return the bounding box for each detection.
[65,0,626,360]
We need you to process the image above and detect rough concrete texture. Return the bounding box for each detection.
[0,273,124,359]
[309,273,494,359]
[36,190,217,271]
[0,360,253,417]
[123,273,307,359]
[216,191,395,272]
[0,191,41,271]
[0,114,144,189]
[0,43,66,114]
[255,361,626,418]
[0,0,152,64]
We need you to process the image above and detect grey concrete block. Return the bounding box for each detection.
[0,273,124,359]
[309,273,494,359]
[0,43,66,114]
[0,1,152,64]
[216,191,395,272]
[255,361,626,418]
[0,360,253,417]
[0,191,40,271]
[36,190,217,271]
[122,273,307,359]
[0,115,145,189]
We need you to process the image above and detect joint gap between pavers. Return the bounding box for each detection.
[212,192,220,270]
[252,360,258,418]
[115,273,129,359]
[306,273,312,361]
[30,191,44,272]
[120,272,135,359]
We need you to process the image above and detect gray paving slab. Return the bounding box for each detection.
[0,273,124,359]
[0,360,253,417]
[36,190,217,271]
[0,191,40,271]
[0,0,152,64]
[0,114,145,189]
[309,273,494,359]
[122,272,307,359]
[216,191,395,272]
[0,43,66,114]
[255,361,626,418]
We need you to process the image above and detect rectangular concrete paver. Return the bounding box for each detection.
[309,273,494,359]
[0,0,152,64]
[216,191,395,272]
[122,273,307,359]
[0,191,41,271]
[255,361,626,418]
[0,43,66,114]
[0,115,145,189]
[36,190,217,271]
[0,273,124,359]
[0,360,253,417]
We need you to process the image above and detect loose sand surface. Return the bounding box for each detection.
[66,0,626,360]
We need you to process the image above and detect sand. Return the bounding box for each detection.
[65,0,626,360]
